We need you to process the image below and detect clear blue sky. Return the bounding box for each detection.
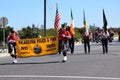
[0,0,120,31]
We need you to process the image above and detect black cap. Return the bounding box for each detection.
[61,23,67,28]
[63,23,67,26]
[11,30,15,33]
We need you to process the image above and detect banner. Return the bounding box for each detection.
[16,36,59,58]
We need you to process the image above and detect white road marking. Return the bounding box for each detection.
[0,75,120,80]
[91,46,102,51]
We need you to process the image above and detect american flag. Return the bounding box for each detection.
[54,4,60,31]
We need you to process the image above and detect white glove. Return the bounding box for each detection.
[62,34,66,37]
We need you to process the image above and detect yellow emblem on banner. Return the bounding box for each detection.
[16,36,58,58]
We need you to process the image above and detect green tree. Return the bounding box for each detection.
[0,26,13,42]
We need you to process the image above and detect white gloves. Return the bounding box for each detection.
[62,34,66,37]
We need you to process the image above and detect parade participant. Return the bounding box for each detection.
[83,29,91,54]
[118,31,120,42]
[68,27,75,54]
[108,29,114,44]
[83,10,91,54]
[101,30,109,54]
[94,28,100,43]
[58,23,71,62]
[69,9,75,54]
[7,30,20,63]
[65,26,75,54]
[58,28,62,54]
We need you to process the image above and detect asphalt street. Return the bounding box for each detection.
[0,40,120,80]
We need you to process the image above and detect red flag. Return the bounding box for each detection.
[54,4,60,31]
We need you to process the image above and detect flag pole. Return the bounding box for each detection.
[56,3,58,10]
[44,0,46,37]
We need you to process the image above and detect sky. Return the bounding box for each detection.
[0,0,120,31]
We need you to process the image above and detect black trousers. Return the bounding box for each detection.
[8,43,17,58]
[101,38,108,53]
[59,40,68,56]
[59,40,62,54]
[119,35,120,41]
[60,40,68,56]
[8,43,17,54]
[69,37,75,54]
[84,39,90,53]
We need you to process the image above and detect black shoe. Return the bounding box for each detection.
[106,51,108,54]
[88,51,90,53]
[71,50,74,54]
[62,60,66,63]
[59,52,61,54]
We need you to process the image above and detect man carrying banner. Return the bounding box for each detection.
[7,30,20,63]
[58,23,71,62]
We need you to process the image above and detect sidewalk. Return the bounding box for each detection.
[0,49,9,58]
[0,53,9,58]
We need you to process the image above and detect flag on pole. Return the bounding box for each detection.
[83,10,89,36]
[54,3,60,31]
[83,10,86,25]
[70,9,75,35]
[103,9,108,32]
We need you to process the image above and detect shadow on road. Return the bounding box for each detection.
[0,61,62,65]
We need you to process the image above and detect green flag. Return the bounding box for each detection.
[70,9,75,35]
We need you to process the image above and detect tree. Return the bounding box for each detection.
[0,26,13,42]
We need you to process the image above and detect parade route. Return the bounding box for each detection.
[0,75,120,80]
[0,40,120,80]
